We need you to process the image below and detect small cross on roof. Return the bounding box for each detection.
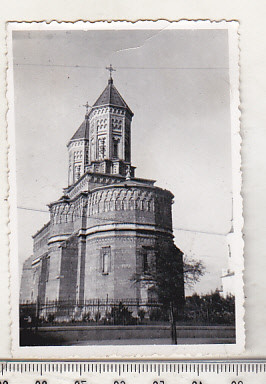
[83,101,91,114]
[106,64,116,79]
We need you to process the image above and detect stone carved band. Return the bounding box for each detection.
[50,185,172,227]
[78,222,173,237]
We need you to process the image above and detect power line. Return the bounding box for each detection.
[13,63,229,70]
[17,205,227,236]
[18,206,48,213]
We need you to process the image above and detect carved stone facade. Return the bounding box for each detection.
[67,78,135,186]
[20,76,184,316]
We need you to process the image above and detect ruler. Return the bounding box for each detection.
[1,361,266,384]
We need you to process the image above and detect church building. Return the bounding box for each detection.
[20,68,184,315]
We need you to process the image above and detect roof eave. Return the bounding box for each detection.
[92,103,134,117]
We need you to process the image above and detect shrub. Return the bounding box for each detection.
[138,309,146,322]
[94,311,101,322]
[82,311,91,322]
[149,307,168,322]
[110,302,137,325]
[47,313,55,323]
[184,291,235,325]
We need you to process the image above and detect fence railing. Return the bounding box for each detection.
[20,294,235,327]
[20,299,165,326]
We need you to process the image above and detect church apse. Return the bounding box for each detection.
[20,67,184,319]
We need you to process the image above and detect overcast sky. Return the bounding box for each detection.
[12,27,232,294]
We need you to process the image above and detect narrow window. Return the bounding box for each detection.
[101,246,111,274]
[143,249,148,274]
[113,139,118,159]
[142,246,155,274]
[85,149,89,165]
[98,138,106,159]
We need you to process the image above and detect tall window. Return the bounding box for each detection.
[142,246,154,274]
[98,138,106,160]
[101,246,111,274]
[85,149,89,165]
[113,139,118,159]
[125,136,130,162]
[143,249,148,274]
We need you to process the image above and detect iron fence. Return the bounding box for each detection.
[20,298,166,327]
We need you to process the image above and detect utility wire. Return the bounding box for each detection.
[17,205,228,236]
[13,63,229,70]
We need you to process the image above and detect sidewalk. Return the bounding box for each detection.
[69,337,236,346]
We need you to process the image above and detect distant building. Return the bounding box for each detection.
[20,72,184,314]
[220,234,235,298]
[221,269,235,298]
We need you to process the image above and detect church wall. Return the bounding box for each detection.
[83,233,139,301]
[33,222,50,259]
[38,256,49,304]
[76,237,86,303]
[82,230,177,303]
[49,203,74,238]
[20,257,48,304]
[58,236,79,302]
[79,184,175,302]
[113,234,138,300]
[83,235,116,300]
[30,262,42,303]
[20,255,36,303]
[45,243,62,302]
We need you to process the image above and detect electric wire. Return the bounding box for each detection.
[17,205,228,236]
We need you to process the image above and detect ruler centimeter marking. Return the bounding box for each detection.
[1,361,266,376]
[1,361,266,384]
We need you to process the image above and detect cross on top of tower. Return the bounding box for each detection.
[106,64,116,79]
[83,101,91,115]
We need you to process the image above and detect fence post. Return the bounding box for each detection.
[35,296,39,331]
[106,294,109,320]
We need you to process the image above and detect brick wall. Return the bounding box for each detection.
[45,243,62,301]
[59,235,79,302]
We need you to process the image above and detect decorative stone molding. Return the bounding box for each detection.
[86,186,171,217]
[48,234,71,244]
[52,183,172,229]
[81,222,172,237]
[50,195,88,224]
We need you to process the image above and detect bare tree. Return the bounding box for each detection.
[133,245,205,344]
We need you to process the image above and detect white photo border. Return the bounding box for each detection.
[7,19,244,358]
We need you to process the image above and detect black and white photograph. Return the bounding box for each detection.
[8,21,243,355]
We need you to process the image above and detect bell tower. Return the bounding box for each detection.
[67,103,90,186]
[67,65,135,186]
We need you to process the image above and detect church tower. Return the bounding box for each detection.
[67,110,90,185]
[67,66,135,186]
